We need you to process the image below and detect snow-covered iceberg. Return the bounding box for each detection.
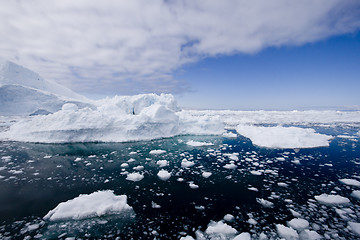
[43,190,133,221]
[0,94,224,143]
[236,125,332,149]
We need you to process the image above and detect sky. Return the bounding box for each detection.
[0,0,359,110]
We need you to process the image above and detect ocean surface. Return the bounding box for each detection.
[0,125,360,239]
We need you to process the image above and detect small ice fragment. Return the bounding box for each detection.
[126,172,144,182]
[43,190,132,221]
[156,160,169,167]
[276,224,299,240]
[278,182,288,187]
[223,132,237,138]
[181,159,195,168]
[351,190,360,200]
[43,155,52,159]
[151,201,161,209]
[233,232,251,240]
[189,183,199,189]
[120,163,129,168]
[149,150,166,155]
[157,170,171,181]
[223,214,235,222]
[314,194,350,206]
[339,178,360,187]
[186,140,213,147]
[256,198,274,208]
[223,163,237,170]
[205,220,237,235]
[133,166,144,171]
[348,222,360,236]
[287,218,309,231]
[299,230,322,240]
[250,170,262,176]
[202,172,212,178]
[248,187,258,192]
[74,157,82,162]
[180,236,195,240]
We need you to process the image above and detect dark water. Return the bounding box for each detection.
[0,127,360,239]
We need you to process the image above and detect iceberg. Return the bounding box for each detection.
[43,190,133,221]
[236,125,332,149]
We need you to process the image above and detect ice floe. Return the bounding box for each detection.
[236,125,332,149]
[126,172,144,182]
[186,140,214,147]
[157,170,171,181]
[314,194,350,206]
[43,190,132,221]
[339,178,360,187]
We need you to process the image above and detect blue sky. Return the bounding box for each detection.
[176,32,360,110]
[0,0,360,110]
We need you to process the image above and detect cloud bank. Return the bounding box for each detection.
[0,0,359,95]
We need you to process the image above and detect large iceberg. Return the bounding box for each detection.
[0,94,224,143]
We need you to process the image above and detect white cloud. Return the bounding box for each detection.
[0,0,359,95]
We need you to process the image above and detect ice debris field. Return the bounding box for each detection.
[0,60,360,239]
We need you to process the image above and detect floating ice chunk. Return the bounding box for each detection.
[256,198,274,208]
[149,149,166,155]
[126,172,144,182]
[248,187,258,192]
[314,194,350,206]
[181,159,195,168]
[250,170,262,176]
[202,171,212,178]
[339,178,360,187]
[224,153,239,161]
[186,140,213,147]
[151,201,161,209]
[156,160,168,167]
[157,170,171,181]
[223,163,237,170]
[287,218,309,232]
[189,183,199,189]
[223,132,237,138]
[233,232,251,240]
[180,236,195,240]
[205,220,237,236]
[290,209,302,218]
[348,222,360,236]
[276,224,299,240]
[351,190,360,200]
[43,190,132,221]
[298,229,322,240]
[133,166,144,171]
[278,182,289,187]
[120,163,129,168]
[223,214,235,222]
[236,125,331,149]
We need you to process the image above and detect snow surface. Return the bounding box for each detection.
[43,190,132,221]
[236,125,332,149]
[314,194,350,206]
